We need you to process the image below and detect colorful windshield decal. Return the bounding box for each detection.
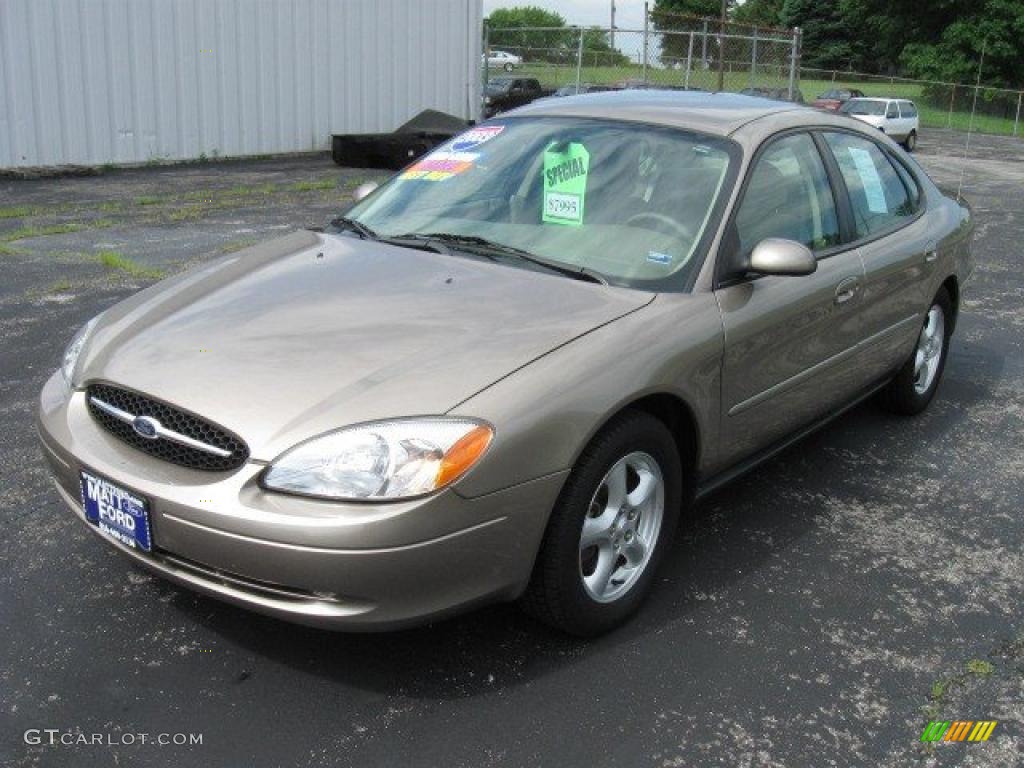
[542,142,590,226]
[401,150,479,181]
[450,125,504,152]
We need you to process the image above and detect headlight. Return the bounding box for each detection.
[262,418,493,501]
[485,96,492,105]
[61,317,99,385]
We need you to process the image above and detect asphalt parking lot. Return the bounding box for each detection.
[2,131,1022,768]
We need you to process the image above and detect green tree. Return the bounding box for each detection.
[651,0,736,65]
[733,0,785,28]
[487,6,574,64]
[779,0,854,70]
[487,6,630,66]
[901,0,1024,88]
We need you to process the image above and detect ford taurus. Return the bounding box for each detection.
[39,92,973,636]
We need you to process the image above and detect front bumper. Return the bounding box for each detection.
[38,372,565,630]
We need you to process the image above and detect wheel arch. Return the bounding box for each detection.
[605,392,701,493]
[940,274,960,332]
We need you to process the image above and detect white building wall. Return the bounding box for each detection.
[0,0,482,168]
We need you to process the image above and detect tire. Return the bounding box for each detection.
[880,287,952,415]
[520,411,684,636]
[504,62,514,72]
[903,130,917,152]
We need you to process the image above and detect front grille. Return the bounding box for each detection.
[86,383,249,471]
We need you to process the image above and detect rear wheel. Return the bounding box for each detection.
[880,288,951,415]
[504,62,514,72]
[520,411,683,636]
[903,130,917,151]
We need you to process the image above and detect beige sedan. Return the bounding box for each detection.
[39,92,973,635]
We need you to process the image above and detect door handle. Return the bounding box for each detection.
[925,249,938,263]
[834,276,860,305]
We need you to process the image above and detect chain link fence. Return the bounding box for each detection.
[483,9,800,100]
[799,67,1024,137]
[483,8,1024,138]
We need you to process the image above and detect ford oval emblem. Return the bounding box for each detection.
[132,415,160,440]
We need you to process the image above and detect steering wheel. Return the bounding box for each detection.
[625,212,694,242]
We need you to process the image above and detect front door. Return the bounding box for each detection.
[714,132,867,465]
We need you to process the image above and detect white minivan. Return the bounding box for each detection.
[839,98,920,151]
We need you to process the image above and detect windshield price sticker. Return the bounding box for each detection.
[543,142,590,226]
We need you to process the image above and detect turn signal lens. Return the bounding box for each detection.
[436,425,493,488]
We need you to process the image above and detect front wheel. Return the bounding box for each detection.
[504,62,514,72]
[880,288,951,415]
[903,130,917,151]
[520,411,683,636]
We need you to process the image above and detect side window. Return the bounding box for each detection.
[889,153,921,210]
[900,101,918,118]
[823,132,915,238]
[734,133,840,257]
[886,102,899,119]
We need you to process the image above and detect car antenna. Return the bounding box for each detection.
[958,38,986,203]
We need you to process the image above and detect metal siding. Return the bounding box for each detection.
[0,0,481,168]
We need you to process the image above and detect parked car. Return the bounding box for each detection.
[840,97,920,151]
[553,83,614,97]
[484,50,521,72]
[41,92,973,637]
[813,87,865,111]
[740,86,805,103]
[484,76,544,117]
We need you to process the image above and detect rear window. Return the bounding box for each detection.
[840,99,885,116]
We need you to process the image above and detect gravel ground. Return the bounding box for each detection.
[0,133,1021,768]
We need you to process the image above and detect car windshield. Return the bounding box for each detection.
[346,118,737,290]
[841,99,886,116]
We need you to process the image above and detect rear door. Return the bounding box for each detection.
[819,130,936,381]
[715,131,867,463]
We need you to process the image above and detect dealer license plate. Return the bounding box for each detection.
[80,470,153,552]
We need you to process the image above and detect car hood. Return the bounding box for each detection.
[849,113,885,126]
[79,230,652,460]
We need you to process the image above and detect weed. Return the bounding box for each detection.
[96,250,164,279]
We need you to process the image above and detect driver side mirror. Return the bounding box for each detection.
[352,182,379,203]
[748,238,817,277]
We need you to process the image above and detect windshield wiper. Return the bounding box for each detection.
[330,216,378,240]
[397,232,608,285]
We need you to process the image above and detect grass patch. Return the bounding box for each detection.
[0,205,39,220]
[966,659,995,676]
[0,242,19,255]
[1,223,81,242]
[167,204,207,222]
[135,195,164,206]
[96,250,164,279]
[289,179,336,192]
[47,278,74,293]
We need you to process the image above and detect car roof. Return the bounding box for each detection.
[510,90,808,137]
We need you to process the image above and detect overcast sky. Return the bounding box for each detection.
[482,0,648,32]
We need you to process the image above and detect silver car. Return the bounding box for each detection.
[39,92,973,636]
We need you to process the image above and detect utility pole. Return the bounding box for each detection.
[716,0,727,91]
[610,0,616,49]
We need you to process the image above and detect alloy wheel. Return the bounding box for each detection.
[578,451,665,603]
[913,304,945,394]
